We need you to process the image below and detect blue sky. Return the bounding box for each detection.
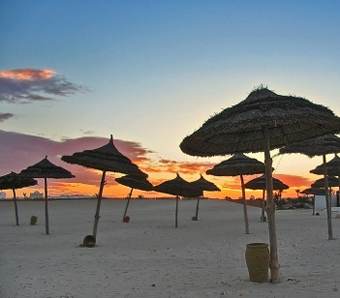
[1,0,340,167]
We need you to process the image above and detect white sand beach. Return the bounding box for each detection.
[1,199,340,298]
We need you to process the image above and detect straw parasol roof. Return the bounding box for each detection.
[245,175,289,191]
[179,87,340,282]
[190,174,220,192]
[206,154,266,176]
[301,188,326,196]
[115,174,153,192]
[19,156,74,235]
[310,155,340,176]
[311,176,339,188]
[61,135,146,242]
[154,174,203,197]
[61,135,142,175]
[180,88,340,156]
[0,172,38,226]
[20,156,74,179]
[280,134,340,241]
[279,135,340,157]
[0,172,37,189]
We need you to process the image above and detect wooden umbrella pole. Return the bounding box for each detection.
[261,189,266,222]
[337,176,340,207]
[93,170,106,239]
[175,195,179,228]
[264,132,279,282]
[195,196,201,219]
[12,188,19,226]
[323,155,334,240]
[240,174,249,234]
[312,195,315,216]
[122,188,133,221]
[44,177,49,235]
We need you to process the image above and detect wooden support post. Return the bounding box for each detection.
[175,195,179,228]
[44,178,49,235]
[264,132,280,282]
[12,188,19,226]
[123,188,133,221]
[323,155,334,240]
[240,174,250,234]
[261,189,266,222]
[195,196,201,219]
[93,171,106,239]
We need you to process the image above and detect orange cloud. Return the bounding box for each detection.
[0,69,55,80]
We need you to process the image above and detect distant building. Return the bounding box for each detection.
[29,191,43,199]
[0,192,6,200]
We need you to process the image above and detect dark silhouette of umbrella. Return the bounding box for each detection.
[280,134,340,240]
[245,174,289,222]
[180,87,340,282]
[62,135,143,242]
[0,172,37,226]
[245,175,289,191]
[20,156,74,234]
[154,173,202,228]
[301,187,326,215]
[115,174,153,222]
[311,176,339,188]
[190,174,220,221]
[301,188,326,196]
[206,154,265,233]
[311,154,340,207]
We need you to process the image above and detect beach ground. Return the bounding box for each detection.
[1,199,339,298]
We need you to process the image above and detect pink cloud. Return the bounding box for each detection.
[0,68,85,103]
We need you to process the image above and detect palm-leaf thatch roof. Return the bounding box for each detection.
[301,188,326,196]
[154,174,203,197]
[0,172,37,190]
[61,135,142,175]
[310,155,340,176]
[115,174,153,192]
[311,176,339,188]
[180,88,340,156]
[190,174,220,192]
[279,135,340,157]
[206,154,266,176]
[244,174,289,191]
[20,156,74,179]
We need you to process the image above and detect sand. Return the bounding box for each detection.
[1,199,340,298]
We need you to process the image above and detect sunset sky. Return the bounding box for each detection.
[1,1,340,199]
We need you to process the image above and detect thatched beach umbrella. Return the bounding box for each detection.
[190,174,220,220]
[20,156,74,234]
[280,134,340,240]
[311,154,340,207]
[154,173,202,228]
[301,187,326,215]
[115,174,153,222]
[311,176,339,188]
[206,154,265,233]
[62,135,143,242]
[180,87,340,282]
[0,172,37,226]
[245,174,289,222]
[301,188,326,196]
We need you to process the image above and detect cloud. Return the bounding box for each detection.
[274,174,312,189]
[0,130,152,189]
[0,68,85,103]
[0,112,13,122]
[142,158,214,175]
